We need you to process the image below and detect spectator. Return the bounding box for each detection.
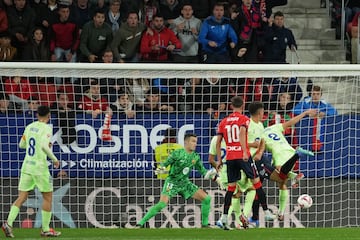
[345,0,360,26]
[35,0,59,31]
[263,11,297,63]
[0,31,17,61]
[201,77,230,116]
[264,92,299,148]
[49,4,80,63]
[0,5,8,34]
[110,89,135,118]
[189,0,216,20]
[135,87,174,113]
[140,13,181,62]
[73,0,92,29]
[269,76,303,111]
[51,92,77,145]
[198,3,237,63]
[79,8,113,62]
[7,0,36,59]
[126,78,150,107]
[101,48,114,63]
[180,77,229,114]
[89,0,109,17]
[24,95,39,116]
[105,0,127,32]
[170,3,201,63]
[230,77,270,113]
[111,11,146,62]
[77,78,111,118]
[350,12,360,64]
[0,92,16,115]
[293,85,338,152]
[4,76,33,110]
[136,0,159,27]
[293,85,338,117]
[22,27,50,61]
[159,0,181,26]
[230,0,263,63]
[100,49,126,102]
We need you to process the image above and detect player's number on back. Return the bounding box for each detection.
[225,125,240,143]
[28,137,36,156]
[268,133,280,141]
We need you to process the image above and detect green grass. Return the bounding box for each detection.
[6,228,360,240]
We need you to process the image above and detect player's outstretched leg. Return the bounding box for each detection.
[201,195,211,227]
[136,201,167,228]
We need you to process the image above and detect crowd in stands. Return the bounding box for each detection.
[0,0,296,63]
[0,0,340,148]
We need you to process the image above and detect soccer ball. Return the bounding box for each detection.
[297,194,313,209]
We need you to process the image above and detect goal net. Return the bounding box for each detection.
[0,63,359,229]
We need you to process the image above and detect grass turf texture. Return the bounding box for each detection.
[6,228,360,240]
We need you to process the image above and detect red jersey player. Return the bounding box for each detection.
[216,96,275,229]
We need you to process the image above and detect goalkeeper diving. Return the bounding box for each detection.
[136,133,217,228]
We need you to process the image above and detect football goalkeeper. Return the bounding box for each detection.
[136,133,216,228]
[2,106,61,238]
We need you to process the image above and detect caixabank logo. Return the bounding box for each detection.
[22,183,76,228]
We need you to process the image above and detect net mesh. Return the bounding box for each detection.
[0,63,359,228]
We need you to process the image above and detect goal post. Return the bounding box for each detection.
[0,63,359,229]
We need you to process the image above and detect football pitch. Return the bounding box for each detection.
[7,227,360,240]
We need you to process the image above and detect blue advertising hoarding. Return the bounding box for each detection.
[0,114,359,178]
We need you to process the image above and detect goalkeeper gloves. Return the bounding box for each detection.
[154,166,168,175]
[204,168,218,181]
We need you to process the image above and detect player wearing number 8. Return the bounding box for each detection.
[2,106,61,238]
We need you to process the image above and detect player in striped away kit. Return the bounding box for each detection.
[2,106,61,238]
[216,96,275,230]
[136,133,217,228]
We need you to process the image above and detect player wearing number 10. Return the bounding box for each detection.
[2,106,61,238]
[216,96,275,230]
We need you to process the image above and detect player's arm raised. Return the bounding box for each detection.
[282,109,318,130]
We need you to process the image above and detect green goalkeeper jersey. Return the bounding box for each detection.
[262,124,296,166]
[20,121,54,176]
[161,148,207,183]
[248,118,265,157]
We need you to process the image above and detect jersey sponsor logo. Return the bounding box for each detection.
[226,146,242,151]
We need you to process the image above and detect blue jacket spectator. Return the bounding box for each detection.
[198,3,237,63]
[293,85,337,117]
